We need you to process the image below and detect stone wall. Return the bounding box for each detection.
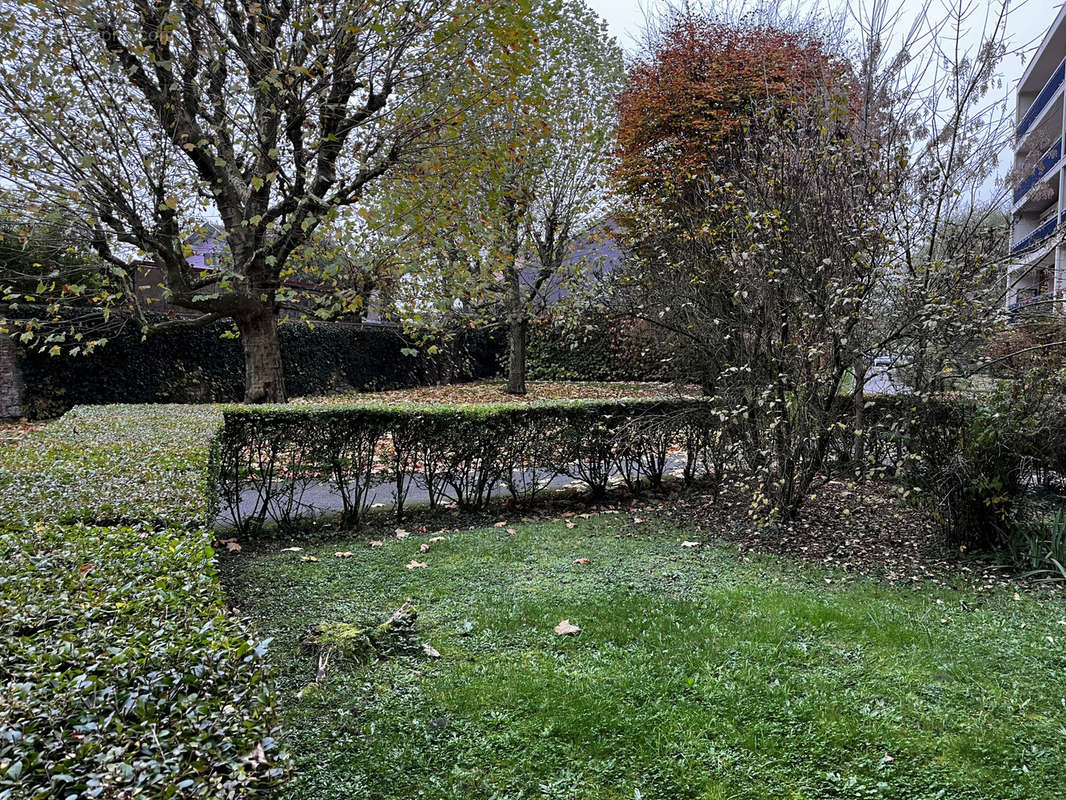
[0,336,24,418]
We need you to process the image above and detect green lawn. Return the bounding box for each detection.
[224,515,1066,800]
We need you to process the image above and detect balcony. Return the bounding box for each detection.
[1014,138,1062,204]
[1017,57,1066,140]
[1012,213,1060,256]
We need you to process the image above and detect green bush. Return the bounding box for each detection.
[219,398,720,533]
[842,382,1066,559]
[0,406,283,799]
[527,314,673,382]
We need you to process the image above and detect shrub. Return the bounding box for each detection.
[218,397,720,533]
[0,406,283,799]
[527,313,673,382]
[844,378,1066,558]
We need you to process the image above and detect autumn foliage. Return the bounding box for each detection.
[616,13,849,198]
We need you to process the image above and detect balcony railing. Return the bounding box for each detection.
[1017,57,1066,140]
[1012,213,1060,255]
[1014,138,1063,204]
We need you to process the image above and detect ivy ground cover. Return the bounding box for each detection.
[224,514,1066,800]
[0,405,282,799]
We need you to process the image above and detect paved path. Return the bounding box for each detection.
[217,456,690,528]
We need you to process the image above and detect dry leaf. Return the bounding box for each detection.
[506,528,517,535]
[300,556,318,562]
[573,557,590,565]
[406,560,427,569]
[422,642,441,658]
[420,543,430,553]
[369,540,383,547]
[633,517,645,524]
[493,521,508,528]
[395,528,410,539]
[680,541,700,548]
[225,541,242,552]
[280,546,303,552]
[429,536,445,543]
[565,521,576,529]
[334,551,353,558]
[554,619,581,636]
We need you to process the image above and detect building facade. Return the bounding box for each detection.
[1008,5,1066,312]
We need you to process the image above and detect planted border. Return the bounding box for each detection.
[0,406,282,799]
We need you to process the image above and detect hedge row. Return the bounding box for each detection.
[7,305,501,418]
[0,406,283,799]
[527,315,674,383]
[219,397,725,533]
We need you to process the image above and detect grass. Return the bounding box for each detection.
[223,514,1066,800]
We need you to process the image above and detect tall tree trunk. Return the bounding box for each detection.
[237,305,286,403]
[506,313,528,395]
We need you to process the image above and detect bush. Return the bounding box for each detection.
[841,379,1066,558]
[218,397,721,533]
[0,406,283,799]
[527,313,673,382]
[6,305,501,418]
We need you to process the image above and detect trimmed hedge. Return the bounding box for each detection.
[219,397,726,533]
[0,406,283,799]
[527,315,674,382]
[7,306,501,418]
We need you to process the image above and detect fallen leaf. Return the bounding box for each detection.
[395,528,410,539]
[369,540,383,547]
[565,521,576,529]
[280,546,303,552]
[554,619,581,636]
[334,552,353,558]
[300,556,318,562]
[422,642,441,658]
[493,521,508,528]
[420,543,430,553]
[226,541,242,552]
[680,541,700,548]
[882,753,895,763]
[406,560,427,569]
[429,536,445,543]
[573,557,590,565]
[506,528,517,535]
[633,517,645,524]
[78,563,95,575]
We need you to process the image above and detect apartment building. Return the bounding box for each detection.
[1008,4,1066,311]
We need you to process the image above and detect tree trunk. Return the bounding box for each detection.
[237,306,286,403]
[506,314,528,395]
